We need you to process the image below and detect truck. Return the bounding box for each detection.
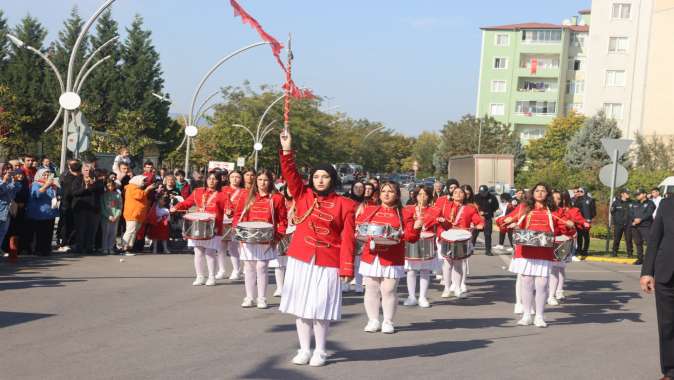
[447,154,514,194]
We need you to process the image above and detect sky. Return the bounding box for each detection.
[3,0,589,136]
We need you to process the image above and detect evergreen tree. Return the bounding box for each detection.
[80,9,121,130]
[0,10,9,78]
[118,14,169,141]
[50,6,88,80]
[564,110,622,170]
[3,15,54,142]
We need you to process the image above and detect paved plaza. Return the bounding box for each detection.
[0,253,659,379]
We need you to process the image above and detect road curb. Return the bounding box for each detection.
[583,256,637,265]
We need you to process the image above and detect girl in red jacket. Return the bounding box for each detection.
[218,170,246,280]
[549,190,584,305]
[498,182,574,327]
[279,130,356,367]
[232,168,287,310]
[357,181,422,334]
[171,172,227,286]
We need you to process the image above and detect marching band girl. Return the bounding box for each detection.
[278,130,357,367]
[232,168,287,309]
[242,168,256,190]
[362,182,378,206]
[269,186,293,297]
[432,186,484,298]
[498,182,574,327]
[357,181,422,334]
[171,172,227,286]
[549,190,584,305]
[403,185,437,308]
[220,170,245,280]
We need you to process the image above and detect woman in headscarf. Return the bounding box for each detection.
[345,181,365,203]
[26,168,60,256]
[278,129,357,367]
[121,175,156,254]
[0,163,20,261]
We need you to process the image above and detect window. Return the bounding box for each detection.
[519,79,557,92]
[491,80,506,92]
[604,103,624,119]
[568,59,584,71]
[515,101,557,115]
[520,55,560,69]
[608,37,629,52]
[566,103,583,114]
[572,33,586,47]
[495,34,510,46]
[522,29,562,43]
[494,57,507,69]
[519,127,546,143]
[566,80,585,94]
[605,70,626,86]
[612,3,631,19]
[490,103,505,116]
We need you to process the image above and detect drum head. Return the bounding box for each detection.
[239,221,273,228]
[373,238,399,246]
[441,229,472,242]
[420,231,435,239]
[185,212,214,221]
[555,235,570,243]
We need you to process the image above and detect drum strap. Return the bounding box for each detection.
[200,190,219,213]
[518,208,554,233]
[452,205,464,226]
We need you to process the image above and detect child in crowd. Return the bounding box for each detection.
[100,180,123,255]
[148,195,171,254]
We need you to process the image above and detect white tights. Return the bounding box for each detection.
[549,266,565,297]
[521,275,548,318]
[442,259,468,291]
[274,267,285,291]
[296,318,330,353]
[243,260,268,300]
[194,247,217,278]
[353,256,363,288]
[364,277,398,322]
[216,250,227,274]
[228,241,241,274]
[406,270,430,300]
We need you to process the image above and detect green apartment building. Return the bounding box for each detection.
[475,11,590,144]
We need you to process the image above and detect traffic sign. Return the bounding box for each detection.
[599,164,628,187]
[67,133,89,153]
[237,157,245,167]
[601,138,633,159]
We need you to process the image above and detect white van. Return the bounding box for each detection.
[659,176,674,195]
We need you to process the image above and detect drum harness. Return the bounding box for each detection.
[238,195,277,255]
[358,205,404,251]
[514,208,555,248]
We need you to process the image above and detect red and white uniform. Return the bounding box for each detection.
[174,187,227,250]
[278,151,357,321]
[232,190,287,262]
[429,198,484,238]
[403,204,438,271]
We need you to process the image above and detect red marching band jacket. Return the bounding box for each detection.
[427,197,485,238]
[356,204,421,267]
[496,203,573,261]
[232,190,287,239]
[560,206,586,237]
[403,204,438,237]
[174,188,228,235]
[280,151,357,277]
[221,186,246,218]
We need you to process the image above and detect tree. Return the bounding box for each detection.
[0,85,32,159]
[631,133,674,171]
[412,131,438,177]
[80,9,121,131]
[526,112,585,167]
[0,10,9,78]
[564,111,622,170]
[118,14,170,141]
[50,6,87,77]
[90,109,156,155]
[2,15,54,142]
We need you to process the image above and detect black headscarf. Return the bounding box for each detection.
[310,163,340,196]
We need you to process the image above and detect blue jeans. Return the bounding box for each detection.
[0,218,10,250]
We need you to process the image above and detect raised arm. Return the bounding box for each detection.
[279,129,306,199]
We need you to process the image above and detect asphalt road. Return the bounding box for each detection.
[0,253,660,380]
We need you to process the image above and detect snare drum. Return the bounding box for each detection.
[356,223,402,246]
[277,225,296,256]
[513,229,554,248]
[235,221,275,244]
[221,216,234,241]
[553,235,574,262]
[405,231,436,261]
[183,212,216,240]
[439,229,473,260]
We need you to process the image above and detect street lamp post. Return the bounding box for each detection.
[7,0,118,174]
[233,93,284,171]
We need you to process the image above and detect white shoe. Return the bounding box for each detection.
[273,289,282,297]
[403,297,417,306]
[460,285,467,293]
[547,297,559,306]
[192,276,206,286]
[309,351,327,367]
[441,288,452,298]
[418,297,431,308]
[556,291,566,300]
[354,284,364,293]
[215,271,226,280]
[381,320,395,334]
[364,319,381,333]
[506,247,514,253]
[241,297,254,308]
[514,303,524,314]
[205,277,216,286]
[495,244,504,251]
[435,274,443,281]
[455,290,467,299]
[229,272,241,281]
[517,315,533,326]
[124,252,136,256]
[534,316,548,328]
[292,349,312,365]
[572,256,581,262]
[256,297,268,309]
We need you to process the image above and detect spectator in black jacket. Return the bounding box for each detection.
[572,187,596,256]
[630,188,657,265]
[56,160,81,251]
[474,185,499,256]
[610,189,633,257]
[71,164,104,254]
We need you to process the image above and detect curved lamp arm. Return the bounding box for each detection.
[76,55,112,93]
[73,36,119,90]
[255,94,285,141]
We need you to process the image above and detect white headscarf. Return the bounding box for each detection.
[129,175,146,187]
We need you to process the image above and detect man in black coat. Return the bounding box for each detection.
[474,185,499,256]
[631,188,657,265]
[56,160,81,251]
[610,189,633,257]
[572,187,596,256]
[641,197,674,380]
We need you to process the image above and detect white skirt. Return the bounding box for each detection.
[239,242,277,261]
[359,256,405,279]
[269,255,288,268]
[227,240,239,257]
[404,258,438,271]
[279,256,342,321]
[188,235,224,251]
[509,257,552,277]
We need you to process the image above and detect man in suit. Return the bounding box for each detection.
[641,197,674,380]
